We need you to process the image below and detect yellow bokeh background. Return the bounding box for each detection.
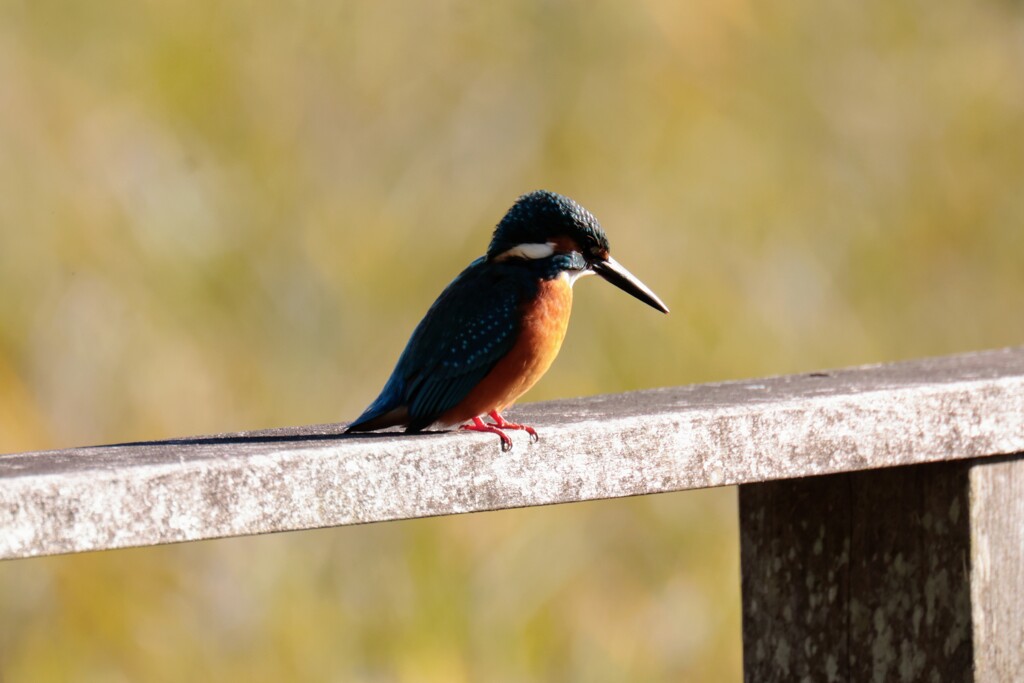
[2,0,1023,679]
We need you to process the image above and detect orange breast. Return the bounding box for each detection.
[439,277,573,426]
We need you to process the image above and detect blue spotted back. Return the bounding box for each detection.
[348,257,537,432]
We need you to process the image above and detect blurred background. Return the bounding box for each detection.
[1,0,1023,679]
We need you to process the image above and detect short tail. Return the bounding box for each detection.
[346,405,410,432]
[346,374,410,432]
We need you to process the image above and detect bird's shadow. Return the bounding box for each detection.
[113,428,450,449]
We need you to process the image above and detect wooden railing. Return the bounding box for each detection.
[2,347,1023,680]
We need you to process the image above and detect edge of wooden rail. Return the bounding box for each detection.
[2,347,1024,560]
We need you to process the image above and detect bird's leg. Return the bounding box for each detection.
[460,416,513,452]
[487,410,539,444]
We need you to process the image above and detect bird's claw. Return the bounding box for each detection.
[487,410,539,444]
[460,417,514,451]
[460,412,540,451]
[515,428,539,444]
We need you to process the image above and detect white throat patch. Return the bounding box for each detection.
[560,269,594,287]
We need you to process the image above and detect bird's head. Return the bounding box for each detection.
[486,190,669,314]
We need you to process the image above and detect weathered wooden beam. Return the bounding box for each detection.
[739,454,1024,682]
[969,456,1024,680]
[2,347,1024,560]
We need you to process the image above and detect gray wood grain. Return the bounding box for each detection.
[740,455,1024,682]
[740,461,975,682]
[2,346,1024,559]
[970,457,1024,680]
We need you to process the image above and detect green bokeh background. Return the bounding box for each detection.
[2,0,1023,679]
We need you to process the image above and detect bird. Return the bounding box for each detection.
[346,190,669,451]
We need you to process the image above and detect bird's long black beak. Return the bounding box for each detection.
[592,257,669,314]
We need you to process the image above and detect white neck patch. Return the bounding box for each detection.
[559,269,594,287]
[494,242,555,261]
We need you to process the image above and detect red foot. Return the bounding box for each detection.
[460,416,513,452]
[487,410,539,444]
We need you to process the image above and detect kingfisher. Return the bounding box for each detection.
[346,190,669,451]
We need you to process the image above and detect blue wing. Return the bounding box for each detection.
[347,257,533,432]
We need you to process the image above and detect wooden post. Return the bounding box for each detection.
[969,456,1024,679]
[740,455,1024,681]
